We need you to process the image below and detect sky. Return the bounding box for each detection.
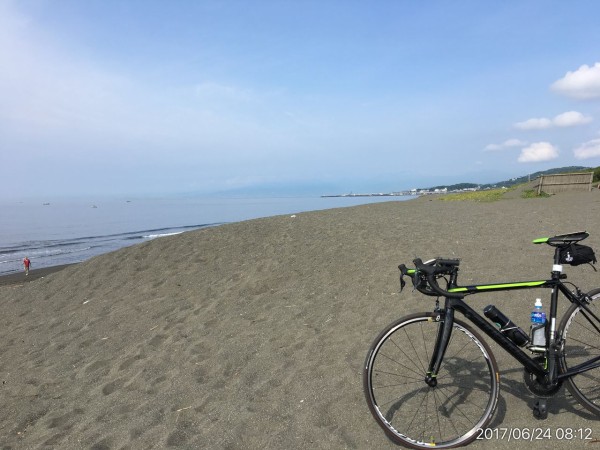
[1,0,600,199]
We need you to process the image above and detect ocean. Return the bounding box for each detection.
[0,195,415,275]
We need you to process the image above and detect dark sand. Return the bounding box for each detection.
[0,265,72,288]
[1,192,600,449]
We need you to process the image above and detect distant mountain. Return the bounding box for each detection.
[425,166,593,191]
[210,181,342,197]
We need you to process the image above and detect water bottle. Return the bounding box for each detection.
[531,298,547,347]
[483,305,529,347]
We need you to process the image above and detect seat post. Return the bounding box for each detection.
[546,246,562,394]
[552,247,563,279]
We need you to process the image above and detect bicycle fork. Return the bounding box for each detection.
[425,307,454,387]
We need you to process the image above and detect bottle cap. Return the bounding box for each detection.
[535,298,543,308]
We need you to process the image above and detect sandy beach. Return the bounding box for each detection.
[2,192,600,449]
[0,265,73,289]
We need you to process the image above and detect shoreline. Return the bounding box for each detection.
[0,264,73,288]
[1,196,413,275]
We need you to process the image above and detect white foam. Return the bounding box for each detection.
[143,232,184,239]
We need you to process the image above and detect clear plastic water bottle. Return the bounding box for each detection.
[531,298,546,347]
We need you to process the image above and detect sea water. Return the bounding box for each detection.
[0,195,415,275]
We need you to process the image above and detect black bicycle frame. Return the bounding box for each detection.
[427,276,600,382]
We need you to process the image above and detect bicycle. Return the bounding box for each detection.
[363,231,599,449]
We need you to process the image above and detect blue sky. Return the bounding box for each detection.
[1,0,600,198]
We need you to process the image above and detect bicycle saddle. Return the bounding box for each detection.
[533,231,589,246]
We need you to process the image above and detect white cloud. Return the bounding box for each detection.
[514,117,552,130]
[503,138,527,147]
[517,142,559,163]
[573,138,600,159]
[484,138,527,151]
[484,144,502,151]
[553,111,593,127]
[551,62,600,100]
[514,111,592,130]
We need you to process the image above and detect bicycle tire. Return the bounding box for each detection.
[559,288,600,415]
[363,312,499,449]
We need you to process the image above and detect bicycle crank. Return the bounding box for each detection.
[523,356,563,397]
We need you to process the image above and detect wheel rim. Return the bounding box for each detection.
[561,291,600,414]
[365,315,498,448]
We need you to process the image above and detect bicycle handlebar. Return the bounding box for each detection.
[399,257,464,298]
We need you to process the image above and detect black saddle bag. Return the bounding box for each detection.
[559,244,597,266]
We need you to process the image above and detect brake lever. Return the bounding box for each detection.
[412,271,421,291]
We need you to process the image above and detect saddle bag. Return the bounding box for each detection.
[559,244,597,266]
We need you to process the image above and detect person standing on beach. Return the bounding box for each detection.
[23,257,31,276]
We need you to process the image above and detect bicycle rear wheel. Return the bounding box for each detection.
[559,288,600,415]
[363,312,499,449]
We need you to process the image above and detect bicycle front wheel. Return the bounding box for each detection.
[559,288,600,415]
[363,312,499,449]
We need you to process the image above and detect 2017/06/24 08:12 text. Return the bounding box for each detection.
[476,427,593,441]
